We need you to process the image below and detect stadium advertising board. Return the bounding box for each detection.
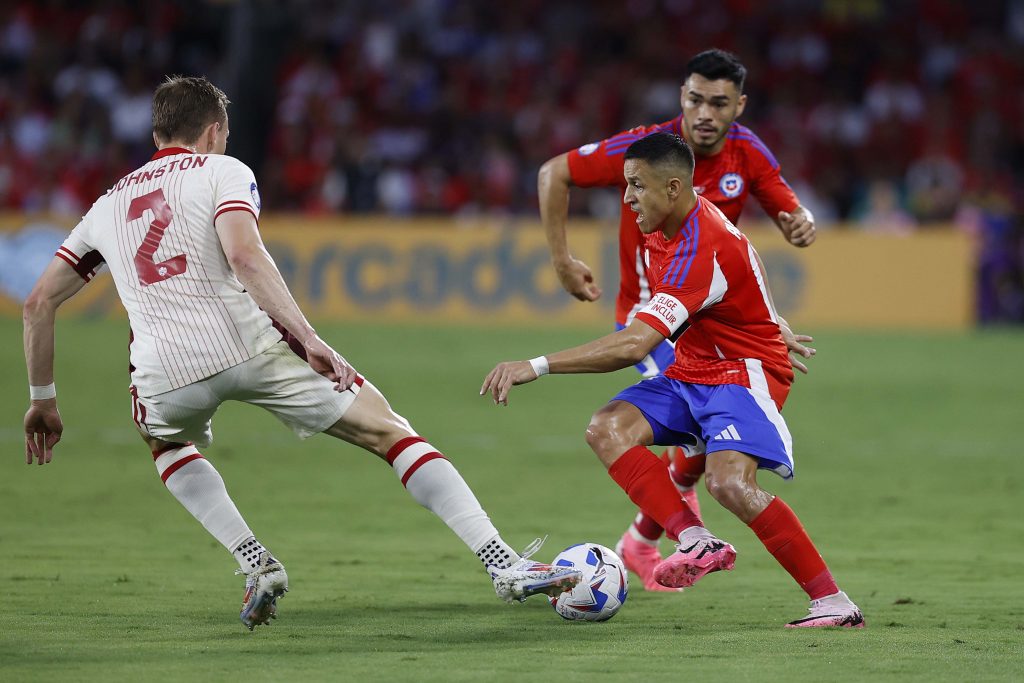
[0,215,972,329]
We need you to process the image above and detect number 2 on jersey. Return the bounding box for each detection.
[129,188,187,286]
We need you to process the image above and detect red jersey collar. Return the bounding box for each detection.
[150,147,195,161]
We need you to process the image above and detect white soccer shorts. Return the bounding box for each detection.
[130,341,361,447]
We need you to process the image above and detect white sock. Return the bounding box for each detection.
[233,537,270,572]
[386,437,518,569]
[154,445,254,562]
[476,536,518,572]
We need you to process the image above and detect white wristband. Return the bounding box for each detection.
[30,383,56,400]
[529,356,549,377]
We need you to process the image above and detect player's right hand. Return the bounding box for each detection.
[480,360,539,406]
[303,335,357,391]
[24,400,63,465]
[555,256,602,302]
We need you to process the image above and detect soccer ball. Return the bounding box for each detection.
[549,543,628,621]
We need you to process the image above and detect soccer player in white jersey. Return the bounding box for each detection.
[22,76,580,630]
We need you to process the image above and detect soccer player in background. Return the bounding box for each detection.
[538,49,816,590]
[486,133,863,628]
[22,76,581,630]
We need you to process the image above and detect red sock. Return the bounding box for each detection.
[629,449,677,540]
[748,497,839,600]
[609,446,703,540]
[632,512,664,541]
[669,448,706,488]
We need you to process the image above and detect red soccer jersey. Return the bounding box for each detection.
[567,116,798,326]
[633,195,794,409]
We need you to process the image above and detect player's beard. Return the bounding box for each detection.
[688,124,725,154]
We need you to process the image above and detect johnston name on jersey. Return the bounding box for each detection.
[58,148,281,396]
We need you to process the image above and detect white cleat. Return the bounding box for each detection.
[491,537,582,603]
[786,591,865,628]
[239,552,289,630]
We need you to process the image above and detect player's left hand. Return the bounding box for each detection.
[778,317,816,374]
[778,209,816,247]
[24,400,63,465]
[480,361,539,406]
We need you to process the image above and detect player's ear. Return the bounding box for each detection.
[200,121,218,152]
[152,131,160,149]
[735,93,747,118]
[666,176,682,199]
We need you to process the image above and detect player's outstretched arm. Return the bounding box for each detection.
[481,321,664,405]
[538,153,602,302]
[215,211,356,391]
[777,205,816,247]
[23,258,89,465]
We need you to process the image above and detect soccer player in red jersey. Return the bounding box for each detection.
[485,133,863,627]
[539,49,816,589]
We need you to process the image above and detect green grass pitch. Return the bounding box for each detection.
[2,319,1022,681]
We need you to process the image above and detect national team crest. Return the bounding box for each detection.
[250,182,261,210]
[578,142,599,156]
[719,173,744,198]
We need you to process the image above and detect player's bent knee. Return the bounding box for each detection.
[585,402,648,462]
[704,463,761,510]
[704,469,774,523]
[584,412,619,454]
[703,469,738,504]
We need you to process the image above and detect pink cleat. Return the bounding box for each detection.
[653,526,736,589]
[786,591,865,628]
[615,533,682,593]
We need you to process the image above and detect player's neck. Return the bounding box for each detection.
[156,140,201,154]
[660,191,698,240]
[679,123,728,157]
[691,138,728,157]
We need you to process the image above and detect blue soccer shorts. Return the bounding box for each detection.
[611,373,795,479]
[616,322,676,377]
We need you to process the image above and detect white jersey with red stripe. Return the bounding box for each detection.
[634,195,794,409]
[58,147,281,397]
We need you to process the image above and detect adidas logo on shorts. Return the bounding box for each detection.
[713,424,742,441]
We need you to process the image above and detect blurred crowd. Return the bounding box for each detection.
[1,0,1022,319]
[0,1,224,212]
